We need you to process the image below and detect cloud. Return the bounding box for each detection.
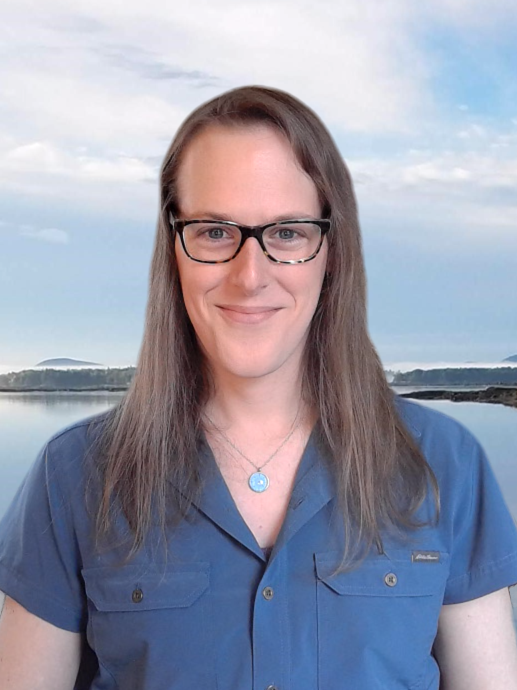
[1,0,433,139]
[457,125,487,139]
[0,140,158,183]
[98,44,220,86]
[1,0,517,242]
[349,118,517,198]
[5,142,63,172]
[351,150,517,195]
[0,138,160,220]
[349,119,517,251]
[19,226,70,244]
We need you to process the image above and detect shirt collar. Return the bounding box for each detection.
[167,421,336,560]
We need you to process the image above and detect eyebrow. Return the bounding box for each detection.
[183,211,321,223]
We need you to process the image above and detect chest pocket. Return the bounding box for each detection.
[315,549,449,690]
[82,562,215,689]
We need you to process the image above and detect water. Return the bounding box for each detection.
[0,392,123,513]
[0,391,516,627]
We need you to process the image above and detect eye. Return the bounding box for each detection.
[190,223,239,242]
[276,227,299,240]
[206,227,226,240]
[265,223,313,243]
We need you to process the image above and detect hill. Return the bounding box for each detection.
[35,357,102,367]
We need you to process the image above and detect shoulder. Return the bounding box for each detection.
[394,395,481,449]
[39,409,113,488]
[46,409,112,455]
[394,395,470,441]
[393,395,486,481]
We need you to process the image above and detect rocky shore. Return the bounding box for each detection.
[398,386,517,409]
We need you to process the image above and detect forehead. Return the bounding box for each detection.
[175,124,320,222]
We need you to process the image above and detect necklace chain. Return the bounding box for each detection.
[203,405,302,492]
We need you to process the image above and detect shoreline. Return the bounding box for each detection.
[0,387,128,393]
[1,386,516,408]
[397,386,517,409]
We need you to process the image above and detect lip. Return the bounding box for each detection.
[217,305,280,314]
[217,305,280,324]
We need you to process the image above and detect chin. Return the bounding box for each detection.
[218,353,290,381]
[222,362,279,380]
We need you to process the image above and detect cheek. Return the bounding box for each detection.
[175,241,211,301]
[176,267,221,329]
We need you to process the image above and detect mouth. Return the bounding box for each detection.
[217,305,280,314]
[216,305,281,324]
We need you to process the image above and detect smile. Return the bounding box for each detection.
[216,306,280,324]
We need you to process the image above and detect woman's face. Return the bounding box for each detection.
[174,123,328,384]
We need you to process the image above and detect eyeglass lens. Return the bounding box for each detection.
[183,222,321,261]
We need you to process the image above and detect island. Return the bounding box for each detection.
[389,366,517,408]
[392,367,517,387]
[0,367,135,392]
[1,365,516,409]
[35,357,103,368]
[398,386,517,409]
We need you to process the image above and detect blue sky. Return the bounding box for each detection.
[1,0,517,372]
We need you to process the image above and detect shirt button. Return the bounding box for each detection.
[262,586,274,600]
[384,573,398,587]
[132,588,144,603]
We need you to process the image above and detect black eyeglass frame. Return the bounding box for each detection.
[168,213,331,264]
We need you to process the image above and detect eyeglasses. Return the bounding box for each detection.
[168,213,331,264]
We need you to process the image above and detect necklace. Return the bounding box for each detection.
[204,406,301,493]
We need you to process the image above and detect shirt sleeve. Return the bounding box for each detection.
[0,439,88,632]
[443,431,517,604]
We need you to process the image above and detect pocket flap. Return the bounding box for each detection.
[315,550,448,597]
[82,562,210,612]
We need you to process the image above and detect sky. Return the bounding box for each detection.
[1,0,517,373]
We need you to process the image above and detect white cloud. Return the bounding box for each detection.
[1,0,516,243]
[350,127,517,251]
[6,142,62,170]
[0,0,432,140]
[457,125,487,140]
[0,140,158,182]
[20,226,70,244]
[351,150,517,194]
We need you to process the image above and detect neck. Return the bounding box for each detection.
[202,365,314,439]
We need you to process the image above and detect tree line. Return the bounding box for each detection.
[392,367,517,386]
[0,367,136,391]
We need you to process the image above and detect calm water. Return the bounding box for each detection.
[0,391,516,624]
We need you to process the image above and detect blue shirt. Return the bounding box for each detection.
[1,396,517,690]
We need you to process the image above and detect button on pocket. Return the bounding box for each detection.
[384,573,397,587]
[315,549,449,690]
[82,561,214,689]
[131,588,144,603]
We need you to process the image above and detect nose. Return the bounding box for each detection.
[228,236,270,292]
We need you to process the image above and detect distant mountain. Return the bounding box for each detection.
[503,355,517,363]
[35,357,102,368]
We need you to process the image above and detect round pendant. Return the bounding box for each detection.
[249,472,269,493]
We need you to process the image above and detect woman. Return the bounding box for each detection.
[0,86,516,689]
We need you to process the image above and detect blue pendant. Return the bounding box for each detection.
[249,472,269,492]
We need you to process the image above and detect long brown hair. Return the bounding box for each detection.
[87,85,439,573]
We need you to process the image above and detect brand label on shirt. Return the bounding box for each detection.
[411,550,440,563]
